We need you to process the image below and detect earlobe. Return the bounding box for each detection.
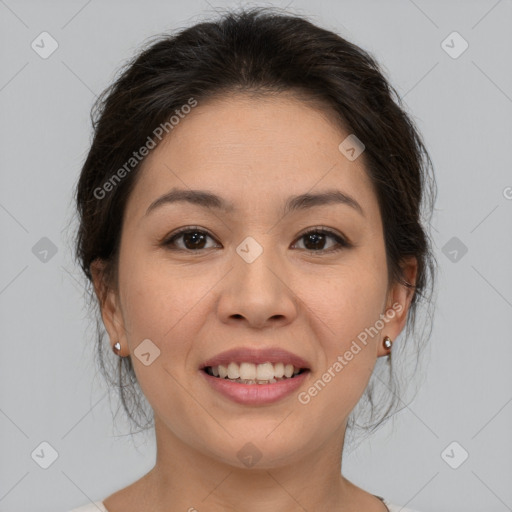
[378,257,418,357]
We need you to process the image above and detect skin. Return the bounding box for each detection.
[91,92,417,512]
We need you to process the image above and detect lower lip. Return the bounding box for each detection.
[200,370,310,405]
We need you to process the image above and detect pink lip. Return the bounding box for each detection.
[200,369,310,405]
[199,347,311,370]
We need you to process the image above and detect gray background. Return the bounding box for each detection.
[1,0,511,511]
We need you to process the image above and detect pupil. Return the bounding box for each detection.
[305,233,325,250]
[184,231,206,249]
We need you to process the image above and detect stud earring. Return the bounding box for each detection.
[113,341,122,356]
[383,336,393,350]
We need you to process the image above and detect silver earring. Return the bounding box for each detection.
[113,341,121,356]
[383,336,393,350]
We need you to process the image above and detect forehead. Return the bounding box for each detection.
[124,93,379,223]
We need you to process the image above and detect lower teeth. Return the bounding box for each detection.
[217,375,298,384]
[227,377,279,384]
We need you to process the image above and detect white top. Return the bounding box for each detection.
[70,498,421,511]
[70,504,107,512]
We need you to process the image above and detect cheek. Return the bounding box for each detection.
[297,285,382,429]
[119,252,208,342]
[296,264,387,344]
[293,267,386,410]
[118,262,206,428]
[118,253,221,393]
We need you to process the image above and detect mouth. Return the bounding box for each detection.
[199,346,312,384]
[200,363,310,405]
[199,347,312,404]
[202,362,310,384]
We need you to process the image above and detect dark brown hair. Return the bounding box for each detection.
[74,6,437,439]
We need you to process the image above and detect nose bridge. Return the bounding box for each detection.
[235,233,282,295]
[236,234,268,266]
[216,232,297,327]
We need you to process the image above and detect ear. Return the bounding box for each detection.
[90,259,129,356]
[377,256,418,357]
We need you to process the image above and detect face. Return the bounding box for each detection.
[93,93,416,469]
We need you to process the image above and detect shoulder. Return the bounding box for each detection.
[384,501,422,512]
[68,501,108,512]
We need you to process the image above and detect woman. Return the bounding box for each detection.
[71,6,437,511]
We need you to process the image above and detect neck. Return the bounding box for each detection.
[140,415,367,512]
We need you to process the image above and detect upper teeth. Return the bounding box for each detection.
[210,362,301,380]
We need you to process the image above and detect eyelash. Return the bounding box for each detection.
[161,226,351,254]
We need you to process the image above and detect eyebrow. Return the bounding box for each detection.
[145,187,364,217]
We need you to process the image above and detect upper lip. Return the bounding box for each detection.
[200,347,311,370]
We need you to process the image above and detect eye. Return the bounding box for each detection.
[162,226,219,251]
[161,226,351,253]
[291,227,350,253]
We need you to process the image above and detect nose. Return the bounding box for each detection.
[216,242,299,330]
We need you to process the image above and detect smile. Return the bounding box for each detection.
[204,361,307,384]
[200,363,310,405]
